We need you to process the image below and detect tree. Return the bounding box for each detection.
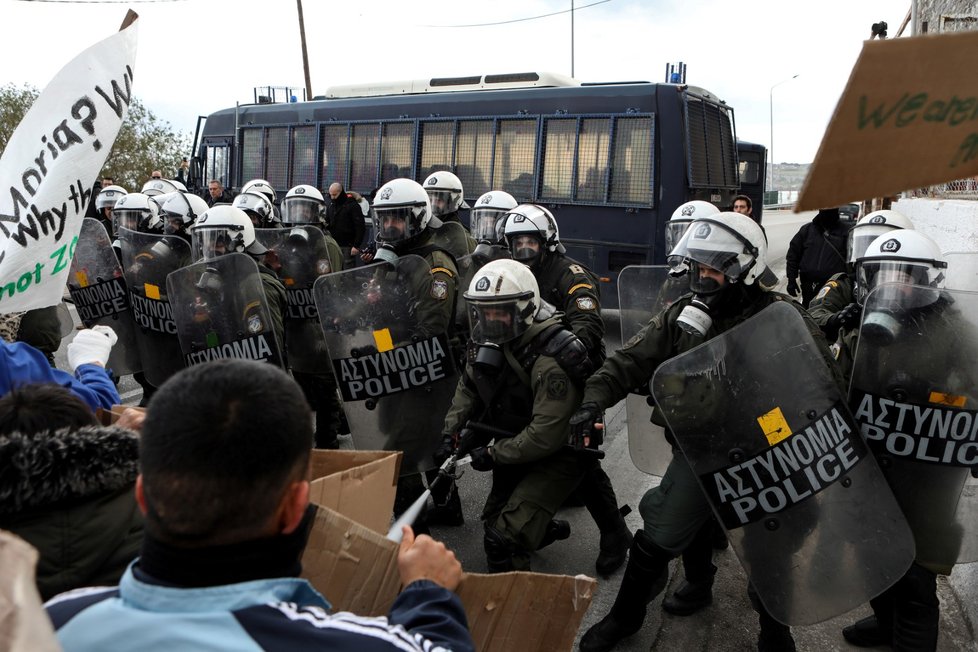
[0,83,190,192]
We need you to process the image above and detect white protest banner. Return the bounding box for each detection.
[0,11,138,312]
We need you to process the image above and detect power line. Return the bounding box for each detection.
[421,0,612,28]
[13,0,186,3]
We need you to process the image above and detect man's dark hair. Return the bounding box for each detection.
[0,383,98,435]
[733,194,752,210]
[140,359,313,546]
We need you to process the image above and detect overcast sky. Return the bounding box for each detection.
[1,0,906,167]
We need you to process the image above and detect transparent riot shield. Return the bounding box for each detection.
[652,301,914,625]
[119,229,191,387]
[617,265,690,475]
[167,253,284,369]
[851,282,978,568]
[313,254,459,475]
[429,219,473,259]
[67,219,141,375]
[255,227,332,374]
[55,302,75,338]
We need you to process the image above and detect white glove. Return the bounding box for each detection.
[67,325,118,371]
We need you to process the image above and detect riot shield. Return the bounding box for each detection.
[67,219,141,375]
[167,253,284,369]
[617,265,690,475]
[255,227,332,373]
[313,254,459,475]
[850,282,978,568]
[652,301,914,625]
[55,303,74,338]
[119,229,191,387]
[429,219,473,259]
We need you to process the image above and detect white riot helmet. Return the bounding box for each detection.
[667,212,775,295]
[423,171,466,217]
[471,190,518,244]
[854,230,946,309]
[96,185,128,212]
[373,178,432,248]
[848,210,915,265]
[113,192,162,235]
[282,184,326,225]
[141,178,181,197]
[160,191,208,234]
[503,204,564,266]
[233,192,277,228]
[463,259,541,345]
[665,200,720,253]
[241,179,277,204]
[190,205,267,262]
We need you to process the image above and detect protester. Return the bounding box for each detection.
[46,359,474,652]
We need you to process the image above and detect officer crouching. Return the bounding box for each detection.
[437,259,600,571]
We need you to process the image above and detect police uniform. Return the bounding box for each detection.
[807,273,858,377]
[442,316,596,570]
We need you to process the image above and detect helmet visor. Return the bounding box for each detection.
[667,220,753,281]
[282,197,321,225]
[375,206,421,245]
[426,190,455,217]
[113,209,145,235]
[192,226,245,262]
[466,299,530,345]
[855,260,940,308]
[471,208,508,243]
[848,224,894,264]
[664,219,692,254]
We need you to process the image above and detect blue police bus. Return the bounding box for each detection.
[188,72,765,306]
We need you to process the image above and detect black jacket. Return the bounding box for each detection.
[326,193,365,249]
[786,210,850,281]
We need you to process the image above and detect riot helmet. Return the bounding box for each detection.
[372,178,431,249]
[423,171,466,217]
[667,212,774,295]
[190,205,267,262]
[854,230,946,309]
[141,178,181,197]
[241,179,278,205]
[96,185,127,212]
[113,192,162,235]
[471,190,518,244]
[282,184,326,225]
[233,192,277,228]
[503,204,564,266]
[665,200,720,253]
[463,259,540,345]
[848,209,915,265]
[160,191,208,236]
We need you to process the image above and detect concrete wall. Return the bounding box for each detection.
[913,0,978,35]
[893,197,978,253]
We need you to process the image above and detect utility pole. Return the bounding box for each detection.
[297,0,312,101]
[571,0,575,78]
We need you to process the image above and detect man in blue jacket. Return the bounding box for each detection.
[46,358,473,652]
[0,315,120,412]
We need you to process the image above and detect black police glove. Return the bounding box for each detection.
[786,278,800,297]
[433,433,456,467]
[469,446,494,472]
[834,302,862,329]
[569,402,600,435]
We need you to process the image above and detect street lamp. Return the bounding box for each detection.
[769,74,799,199]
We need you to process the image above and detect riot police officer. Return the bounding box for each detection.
[159,191,209,245]
[241,178,282,222]
[440,258,597,571]
[573,212,830,652]
[469,190,517,263]
[502,204,631,576]
[94,184,127,237]
[189,205,287,352]
[234,191,279,229]
[423,171,468,226]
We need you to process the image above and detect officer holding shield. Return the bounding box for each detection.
[574,213,837,652]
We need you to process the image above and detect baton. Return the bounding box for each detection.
[386,454,472,543]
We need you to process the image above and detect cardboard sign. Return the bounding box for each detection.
[0,12,138,312]
[798,30,978,211]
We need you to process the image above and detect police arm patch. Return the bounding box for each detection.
[814,281,836,301]
[576,296,597,311]
[430,278,449,301]
[547,372,569,400]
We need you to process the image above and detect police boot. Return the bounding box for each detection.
[537,519,571,550]
[892,564,939,652]
[484,525,516,573]
[749,582,796,652]
[578,530,670,652]
[842,593,894,647]
[662,520,716,616]
[595,515,632,577]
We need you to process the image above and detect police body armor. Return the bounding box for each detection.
[652,301,914,625]
[313,254,459,475]
[255,226,332,374]
[617,264,690,476]
[67,219,142,375]
[119,228,191,386]
[850,282,978,569]
[166,253,284,369]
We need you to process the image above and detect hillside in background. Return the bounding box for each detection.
[771,162,810,190]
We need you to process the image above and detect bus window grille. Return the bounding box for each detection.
[349,123,380,194]
[381,122,415,187]
[320,124,350,191]
[685,96,738,189]
[493,119,538,202]
[290,126,317,187]
[541,119,577,202]
[265,127,289,190]
[610,116,653,206]
[456,120,494,197]
[241,129,263,187]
